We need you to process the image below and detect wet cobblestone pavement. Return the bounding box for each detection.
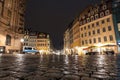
[0,54,120,80]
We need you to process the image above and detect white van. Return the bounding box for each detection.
[22,46,39,54]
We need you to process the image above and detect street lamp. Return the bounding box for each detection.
[20,39,24,53]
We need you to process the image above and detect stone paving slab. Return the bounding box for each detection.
[0,54,120,80]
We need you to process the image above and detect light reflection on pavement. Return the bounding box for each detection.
[0,54,119,80]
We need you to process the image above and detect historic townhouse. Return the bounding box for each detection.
[24,30,51,54]
[64,0,120,55]
[0,0,25,53]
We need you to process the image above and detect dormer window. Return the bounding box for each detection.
[91,16,94,21]
[87,18,90,23]
[103,5,107,10]
[95,14,99,19]
[105,10,110,15]
[100,12,104,17]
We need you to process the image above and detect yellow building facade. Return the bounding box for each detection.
[64,0,120,55]
[36,33,50,54]
[0,0,25,53]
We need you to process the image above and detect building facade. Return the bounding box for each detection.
[64,0,120,55]
[24,31,51,54]
[0,0,25,53]
[36,33,50,54]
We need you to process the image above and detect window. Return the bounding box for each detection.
[93,30,95,35]
[95,14,99,19]
[81,28,83,31]
[81,34,83,37]
[107,18,110,22]
[97,29,100,34]
[85,40,88,44]
[91,16,94,21]
[82,41,84,45]
[103,5,107,10]
[105,10,110,15]
[80,22,82,26]
[100,12,104,17]
[93,38,96,43]
[103,27,106,32]
[104,36,107,42]
[96,22,99,26]
[109,35,113,41]
[87,18,90,22]
[88,32,91,36]
[89,39,92,44]
[84,26,86,30]
[92,23,94,27]
[6,35,11,46]
[98,37,101,42]
[101,20,105,24]
[108,26,112,31]
[88,25,90,29]
[83,20,86,24]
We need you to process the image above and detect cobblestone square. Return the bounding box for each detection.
[0,54,120,80]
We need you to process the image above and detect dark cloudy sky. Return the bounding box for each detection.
[25,0,100,49]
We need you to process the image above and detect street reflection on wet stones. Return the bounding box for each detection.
[0,54,120,80]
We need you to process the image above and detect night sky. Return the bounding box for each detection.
[25,0,100,50]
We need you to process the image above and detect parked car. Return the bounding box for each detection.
[22,46,39,54]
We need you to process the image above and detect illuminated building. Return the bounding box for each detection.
[23,31,51,54]
[36,33,50,54]
[0,0,25,53]
[64,0,120,55]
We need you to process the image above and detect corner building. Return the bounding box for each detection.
[64,0,120,54]
[0,0,25,53]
